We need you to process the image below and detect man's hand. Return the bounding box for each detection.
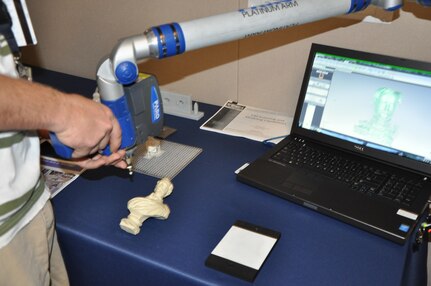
[52,93,127,169]
[0,75,128,170]
[73,151,128,169]
[53,94,121,156]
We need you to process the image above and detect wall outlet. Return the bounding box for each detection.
[162,90,192,114]
[161,90,204,120]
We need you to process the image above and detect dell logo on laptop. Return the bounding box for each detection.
[354,145,365,152]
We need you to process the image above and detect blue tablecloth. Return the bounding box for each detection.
[34,68,428,286]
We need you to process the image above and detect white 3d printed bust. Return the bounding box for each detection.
[120,177,174,235]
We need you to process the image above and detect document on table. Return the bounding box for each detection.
[40,156,84,198]
[200,101,292,144]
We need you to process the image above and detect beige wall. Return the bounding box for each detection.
[22,1,431,117]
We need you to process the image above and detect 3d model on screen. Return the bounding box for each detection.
[354,87,402,146]
[120,177,174,235]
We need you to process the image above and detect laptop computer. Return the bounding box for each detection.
[237,43,431,244]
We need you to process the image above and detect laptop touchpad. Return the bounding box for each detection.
[282,171,321,195]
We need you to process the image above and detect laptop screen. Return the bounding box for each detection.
[295,44,431,171]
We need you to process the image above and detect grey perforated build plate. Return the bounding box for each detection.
[132,140,202,179]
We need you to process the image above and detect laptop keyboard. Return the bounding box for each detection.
[271,138,424,206]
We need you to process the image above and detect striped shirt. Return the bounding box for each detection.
[0,34,50,249]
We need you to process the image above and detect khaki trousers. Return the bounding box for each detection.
[0,200,69,286]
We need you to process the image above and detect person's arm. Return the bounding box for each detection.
[0,74,127,169]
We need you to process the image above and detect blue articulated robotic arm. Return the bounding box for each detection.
[51,0,430,174]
